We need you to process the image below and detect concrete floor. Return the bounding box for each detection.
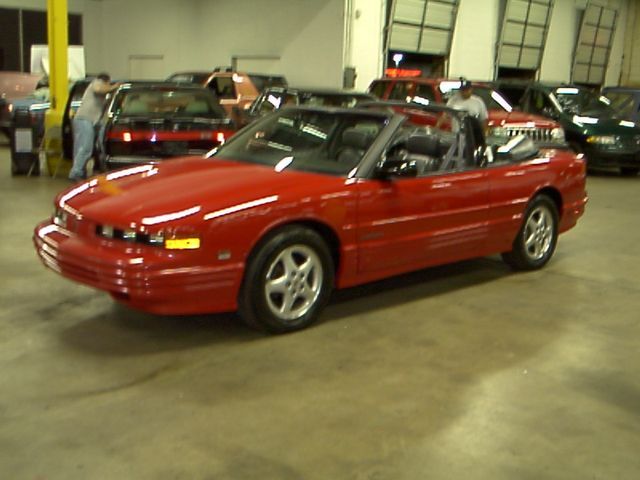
[1,139,639,480]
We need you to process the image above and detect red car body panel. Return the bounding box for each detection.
[369,77,562,131]
[34,145,587,315]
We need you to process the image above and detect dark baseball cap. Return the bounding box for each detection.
[460,78,472,89]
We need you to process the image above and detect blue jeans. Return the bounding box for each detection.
[69,117,95,180]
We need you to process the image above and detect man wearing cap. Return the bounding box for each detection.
[445,79,488,127]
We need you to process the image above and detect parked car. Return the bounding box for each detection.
[34,103,587,333]
[495,81,640,175]
[369,77,566,145]
[240,86,375,126]
[0,71,43,136]
[167,69,287,119]
[602,86,640,123]
[93,82,235,170]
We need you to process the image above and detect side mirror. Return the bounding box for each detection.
[375,157,418,179]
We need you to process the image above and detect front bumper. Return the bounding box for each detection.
[33,221,243,315]
[583,144,640,168]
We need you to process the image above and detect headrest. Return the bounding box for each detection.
[407,135,440,156]
[342,128,374,150]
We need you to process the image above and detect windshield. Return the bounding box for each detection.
[603,91,636,120]
[167,73,211,84]
[213,109,388,175]
[553,87,615,116]
[112,88,224,118]
[253,91,372,116]
[441,84,513,112]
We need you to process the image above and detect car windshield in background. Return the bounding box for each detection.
[254,91,372,116]
[299,93,372,108]
[603,91,635,120]
[441,84,513,112]
[553,87,615,116]
[248,74,288,92]
[112,89,224,117]
[167,73,211,84]
[214,109,388,175]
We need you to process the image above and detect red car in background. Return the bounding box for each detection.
[34,103,586,333]
[369,77,565,144]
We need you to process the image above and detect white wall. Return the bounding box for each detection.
[448,0,501,80]
[540,0,627,85]
[344,0,385,90]
[539,0,576,82]
[0,0,631,87]
[194,0,344,88]
[86,0,202,79]
[604,0,627,86]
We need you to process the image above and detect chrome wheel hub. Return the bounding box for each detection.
[524,205,554,261]
[265,245,323,321]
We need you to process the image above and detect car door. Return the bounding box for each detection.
[355,126,490,278]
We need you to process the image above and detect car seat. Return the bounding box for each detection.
[405,134,441,173]
[337,128,375,165]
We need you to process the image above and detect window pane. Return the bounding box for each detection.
[595,28,612,47]
[528,3,549,24]
[419,28,449,54]
[394,0,426,24]
[425,2,455,28]
[573,64,589,83]
[503,23,525,44]
[508,0,529,22]
[592,47,608,65]
[588,66,604,84]
[520,47,539,69]
[523,25,544,46]
[601,9,616,28]
[500,45,521,67]
[390,24,421,51]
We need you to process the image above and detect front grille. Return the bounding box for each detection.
[504,126,554,142]
[617,135,640,150]
[96,225,163,246]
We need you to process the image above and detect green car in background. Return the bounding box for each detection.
[495,81,640,176]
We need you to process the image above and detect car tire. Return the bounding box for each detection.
[502,195,559,271]
[238,225,335,334]
[620,167,639,176]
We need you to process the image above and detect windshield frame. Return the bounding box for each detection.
[210,107,393,177]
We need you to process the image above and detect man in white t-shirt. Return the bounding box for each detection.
[445,79,488,128]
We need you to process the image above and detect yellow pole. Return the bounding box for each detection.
[44,0,69,175]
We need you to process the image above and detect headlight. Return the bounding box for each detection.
[586,135,617,145]
[53,207,68,227]
[551,127,565,141]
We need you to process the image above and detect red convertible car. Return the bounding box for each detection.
[34,104,587,333]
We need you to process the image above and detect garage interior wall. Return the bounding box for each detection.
[620,0,640,85]
[0,0,631,88]
[344,0,385,91]
[88,0,345,87]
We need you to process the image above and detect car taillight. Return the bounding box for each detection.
[123,132,132,142]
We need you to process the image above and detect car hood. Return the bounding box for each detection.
[58,157,348,227]
[565,114,640,136]
[489,110,559,128]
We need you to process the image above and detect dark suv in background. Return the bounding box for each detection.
[495,82,640,175]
